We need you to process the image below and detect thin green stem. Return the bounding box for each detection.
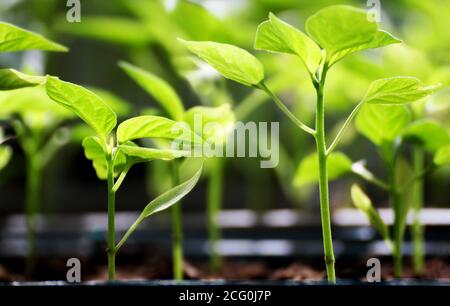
[115,216,143,253]
[170,160,184,280]
[412,146,425,275]
[112,164,131,193]
[106,155,116,281]
[326,100,365,156]
[315,63,336,283]
[207,158,223,274]
[25,154,42,278]
[258,83,316,136]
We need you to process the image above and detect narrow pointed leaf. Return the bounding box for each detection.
[255,13,322,73]
[0,22,67,52]
[119,61,184,120]
[179,39,264,86]
[363,77,440,105]
[46,76,117,138]
[0,69,46,90]
[140,163,203,218]
[351,184,390,241]
[293,152,352,186]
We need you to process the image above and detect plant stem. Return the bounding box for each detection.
[412,146,425,275]
[314,63,336,283]
[170,160,183,280]
[386,153,403,278]
[106,156,116,281]
[25,154,41,278]
[207,157,223,274]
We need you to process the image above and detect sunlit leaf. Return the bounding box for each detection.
[255,13,322,73]
[179,39,264,86]
[306,5,377,59]
[363,77,440,105]
[119,61,184,120]
[0,69,46,90]
[356,104,411,145]
[82,136,126,180]
[118,144,190,163]
[293,152,352,186]
[46,76,117,138]
[402,119,450,152]
[0,22,67,52]
[116,115,202,145]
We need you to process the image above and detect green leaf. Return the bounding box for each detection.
[402,119,450,152]
[119,61,184,120]
[350,184,390,241]
[56,17,150,46]
[363,77,440,105]
[356,104,411,145]
[434,145,450,166]
[140,163,203,218]
[46,76,117,138]
[305,5,377,59]
[183,104,235,145]
[255,13,322,73]
[0,145,12,171]
[0,22,67,52]
[82,136,126,180]
[0,69,46,90]
[179,39,264,86]
[293,152,352,186]
[87,87,131,117]
[116,115,202,145]
[330,30,401,65]
[118,144,190,163]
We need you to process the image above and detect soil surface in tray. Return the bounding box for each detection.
[1,256,449,282]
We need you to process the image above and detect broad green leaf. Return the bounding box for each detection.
[330,30,401,65]
[434,145,450,166]
[363,77,439,105]
[356,104,411,145]
[88,87,131,117]
[0,69,46,90]
[183,104,235,145]
[305,5,377,59]
[293,152,352,186]
[56,17,150,46]
[402,120,450,152]
[179,39,264,86]
[119,62,184,120]
[0,145,12,171]
[255,13,322,73]
[46,76,117,138]
[82,136,126,180]
[350,184,390,241]
[140,163,203,218]
[117,115,202,145]
[118,144,190,163]
[0,22,67,52]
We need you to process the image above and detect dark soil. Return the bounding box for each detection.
[1,256,449,282]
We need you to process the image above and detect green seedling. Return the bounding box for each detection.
[119,61,235,276]
[0,21,67,276]
[351,103,448,277]
[44,76,203,281]
[178,5,418,282]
